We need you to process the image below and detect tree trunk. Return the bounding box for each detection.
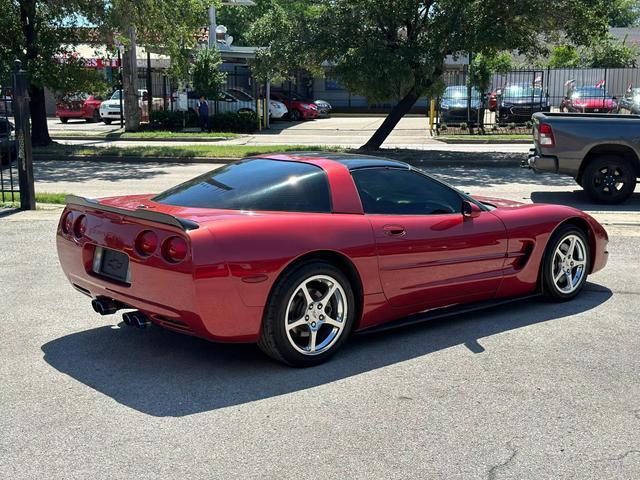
[28,84,51,146]
[19,0,51,146]
[360,88,420,151]
[122,26,140,132]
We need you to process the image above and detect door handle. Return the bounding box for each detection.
[383,224,406,236]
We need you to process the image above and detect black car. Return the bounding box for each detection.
[497,84,550,124]
[0,118,16,166]
[439,86,482,125]
[618,88,640,114]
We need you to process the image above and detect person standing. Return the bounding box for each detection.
[198,95,210,132]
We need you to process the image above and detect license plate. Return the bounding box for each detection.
[93,246,130,283]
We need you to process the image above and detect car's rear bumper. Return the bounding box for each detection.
[56,208,263,343]
[523,148,558,173]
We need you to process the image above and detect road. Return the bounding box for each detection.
[2,159,639,479]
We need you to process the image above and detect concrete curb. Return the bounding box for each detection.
[434,139,532,145]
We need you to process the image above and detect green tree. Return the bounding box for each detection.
[105,0,213,131]
[585,36,639,68]
[0,0,106,145]
[607,0,640,27]
[468,52,513,132]
[192,47,227,99]
[547,45,581,68]
[250,0,609,150]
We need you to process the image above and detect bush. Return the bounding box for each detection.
[211,111,259,133]
[150,109,259,133]
[150,110,199,130]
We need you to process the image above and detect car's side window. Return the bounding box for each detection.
[351,168,463,215]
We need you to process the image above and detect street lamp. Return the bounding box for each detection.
[208,0,255,49]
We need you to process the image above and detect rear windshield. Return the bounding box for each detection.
[153,159,331,213]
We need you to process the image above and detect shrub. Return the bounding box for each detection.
[149,109,259,133]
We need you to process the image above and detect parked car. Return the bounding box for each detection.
[497,83,550,124]
[525,111,639,204]
[560,86,617,114]
[99,89,157,124]
[58,152,608,366]
[488,88,502,112]
[439,85,482,125]
[0,118,16,166]
[313,99,332,117]
[617,88,640,114]
[226,88,288,119]
[56,93,103,123]
[187,90,256,115]
[270,92,319,121]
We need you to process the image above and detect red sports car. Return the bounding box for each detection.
[561,86,618,113]
[270,92,319,121]
[57,153,608,366]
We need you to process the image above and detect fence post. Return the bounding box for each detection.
[11,59,35,210]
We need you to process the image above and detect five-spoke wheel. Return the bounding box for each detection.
[259,262,355,366]
[543,226,590,301]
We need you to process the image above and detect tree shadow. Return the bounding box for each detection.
[531,190,640,212]
[42,283,611,417]
[33,160,180,184]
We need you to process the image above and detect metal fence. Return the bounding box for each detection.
[0,84,18,203]
[435,67,640,134]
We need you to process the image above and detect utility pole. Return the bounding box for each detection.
[12,60,35,210]
[122,26,140,131]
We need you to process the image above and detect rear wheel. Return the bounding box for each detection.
[542,225,590,301]
[60,117,68,124]
[290,109,302,121]
[258,262,355,367]
[582,155,636,204]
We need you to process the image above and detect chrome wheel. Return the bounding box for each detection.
[284,274,348,356]
[551,234,587,294]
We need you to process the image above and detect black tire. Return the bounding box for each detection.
[103,119,112,125]
[90,110,100,123]
[290,109,302,121]
[542,225,590,302]
[258,261,356,367]
[60,117,68,124]
[582,155,637,204]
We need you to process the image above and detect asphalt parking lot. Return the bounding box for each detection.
[1,161,639,479]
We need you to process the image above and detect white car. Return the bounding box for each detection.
[227,88,288,119]
[99,89,154,124]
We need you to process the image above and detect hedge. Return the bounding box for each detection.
[150,110,259,133]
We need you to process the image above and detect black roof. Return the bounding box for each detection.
[280,152,410,170]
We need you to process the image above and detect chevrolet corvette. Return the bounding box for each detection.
[57,153,608,366]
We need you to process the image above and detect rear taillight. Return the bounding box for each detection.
[162,236,188,263]
[61,211,74,234]
[538,123,555,147]
[135,230,159,257]
[73,215,87,238]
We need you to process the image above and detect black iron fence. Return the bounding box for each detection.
[0,84,18,204]
[435,67,640,134]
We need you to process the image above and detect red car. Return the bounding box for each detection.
[57,153,608,366]
[561,86,618,113]
[56,93,103,123]
[270,92,318,121]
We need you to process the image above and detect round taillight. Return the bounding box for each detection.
[162,236,188,263]
[62,211,74,234]
[73,215,87,238]
[135,230,158,257]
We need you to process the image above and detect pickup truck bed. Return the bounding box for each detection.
[525,112,640,204]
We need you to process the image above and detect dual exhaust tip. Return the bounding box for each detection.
[91,297,150,329]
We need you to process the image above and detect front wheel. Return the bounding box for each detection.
[60,117,68,124]
[289,109,302,121]
[582,155,636,204]
[258,262,355,367]
[542,225,590,301]
[103,119,112,125]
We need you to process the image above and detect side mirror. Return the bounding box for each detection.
[462,200,481,219]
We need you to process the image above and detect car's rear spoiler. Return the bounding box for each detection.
[65,195,199,231]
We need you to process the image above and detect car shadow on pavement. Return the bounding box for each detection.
[41,283,612,417]
[531,190,640,212]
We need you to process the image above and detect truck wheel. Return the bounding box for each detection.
[582,155,637,204]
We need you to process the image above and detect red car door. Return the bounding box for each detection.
[351,167,508,309]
